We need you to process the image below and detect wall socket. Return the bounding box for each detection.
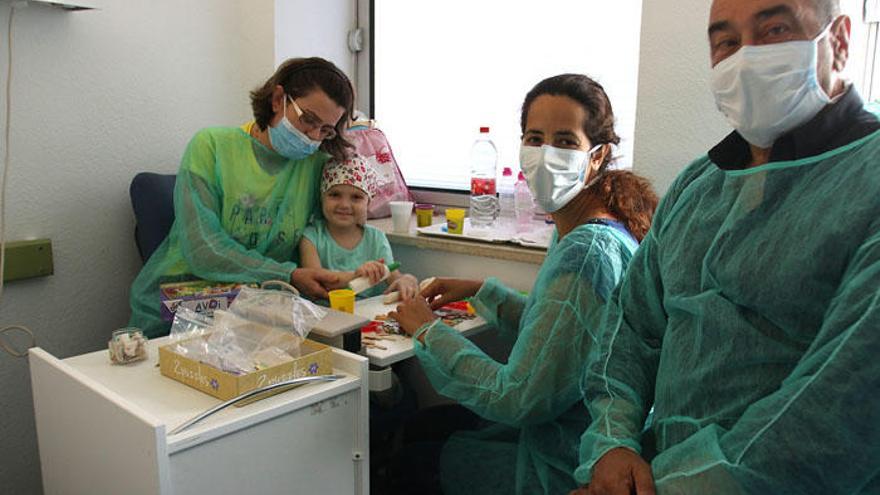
[3,239,54,282]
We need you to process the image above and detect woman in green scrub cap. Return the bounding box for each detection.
[128,57,355,338]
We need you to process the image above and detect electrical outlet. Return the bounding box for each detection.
[3,239,54,282]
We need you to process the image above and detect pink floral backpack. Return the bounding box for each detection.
[345,127,414,218]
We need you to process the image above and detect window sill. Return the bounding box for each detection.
[367,214,547,265]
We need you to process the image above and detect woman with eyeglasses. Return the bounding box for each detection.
[128,57,355,338]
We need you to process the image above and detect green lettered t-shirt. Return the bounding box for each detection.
[128,123,325,337]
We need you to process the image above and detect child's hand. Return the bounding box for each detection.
[386,274,419,301]
[355,260,386,284]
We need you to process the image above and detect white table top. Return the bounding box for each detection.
[352,295,488,367]
[59,339,363,451]
[310,307,370,338]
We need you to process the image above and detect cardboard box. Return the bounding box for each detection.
[159,337,334,405]
[159,280,256,322]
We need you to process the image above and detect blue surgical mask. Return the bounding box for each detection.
[267,97,322,160]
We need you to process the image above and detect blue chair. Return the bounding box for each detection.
[130,172,177,263]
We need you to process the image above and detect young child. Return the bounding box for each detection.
[299,156,419,300]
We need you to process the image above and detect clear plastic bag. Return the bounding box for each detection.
[227,287,326,339]
[164,288,327,375]
[169,306,213,340]
[167,307,214,361]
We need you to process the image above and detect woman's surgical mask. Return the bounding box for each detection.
[710,22,833,149]
[267,96,322,160]
[519,144,602,213]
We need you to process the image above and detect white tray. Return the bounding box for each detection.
[417,219,554,249]
[417,218,513,243]
[512,224,554,249]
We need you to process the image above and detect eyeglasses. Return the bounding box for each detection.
[287,96,338,141]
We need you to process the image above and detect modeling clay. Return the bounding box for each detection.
[359,302,477,337]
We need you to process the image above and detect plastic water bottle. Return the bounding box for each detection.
[469,127,498,229]
[497,167,516,232]
[514,171,535,233]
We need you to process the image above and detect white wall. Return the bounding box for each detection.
[631,0,730,194]
[0,0,273,492]
[274,0,359,107]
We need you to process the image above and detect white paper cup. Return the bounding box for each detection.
[389,201,414,233]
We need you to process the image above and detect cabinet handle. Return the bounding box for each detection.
[169,375,343,435]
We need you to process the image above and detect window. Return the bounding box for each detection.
[852,0,880,102]
[372,1,643,191]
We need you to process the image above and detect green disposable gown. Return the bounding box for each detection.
[414,223,638,494]
[576,130,880,494]
[129,124,325,337]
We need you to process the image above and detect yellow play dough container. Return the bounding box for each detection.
[328,289,356,313]
[445,208,465,235]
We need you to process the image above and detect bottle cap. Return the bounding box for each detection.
[518,171,526,181]
[387,261,401,272]
[479,126,490,133]
[502,167,513,176]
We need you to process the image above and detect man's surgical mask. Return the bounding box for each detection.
[519,144,602,213]
[710,23,833,149]
[268,97,322,160]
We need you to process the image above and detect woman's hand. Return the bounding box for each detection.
[388,296,437,339]
[585,448,655,495]
[291,268,339,299]
[385,273,419,301]
[330,271,357,289]
[420,277,483,310]
[355,260,386,284]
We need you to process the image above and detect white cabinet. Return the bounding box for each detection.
[29,340,369,495]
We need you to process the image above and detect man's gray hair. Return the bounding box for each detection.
[813,0,841,24]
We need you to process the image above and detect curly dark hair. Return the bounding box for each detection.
[250,57,355,162]
[591,170,658,242]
